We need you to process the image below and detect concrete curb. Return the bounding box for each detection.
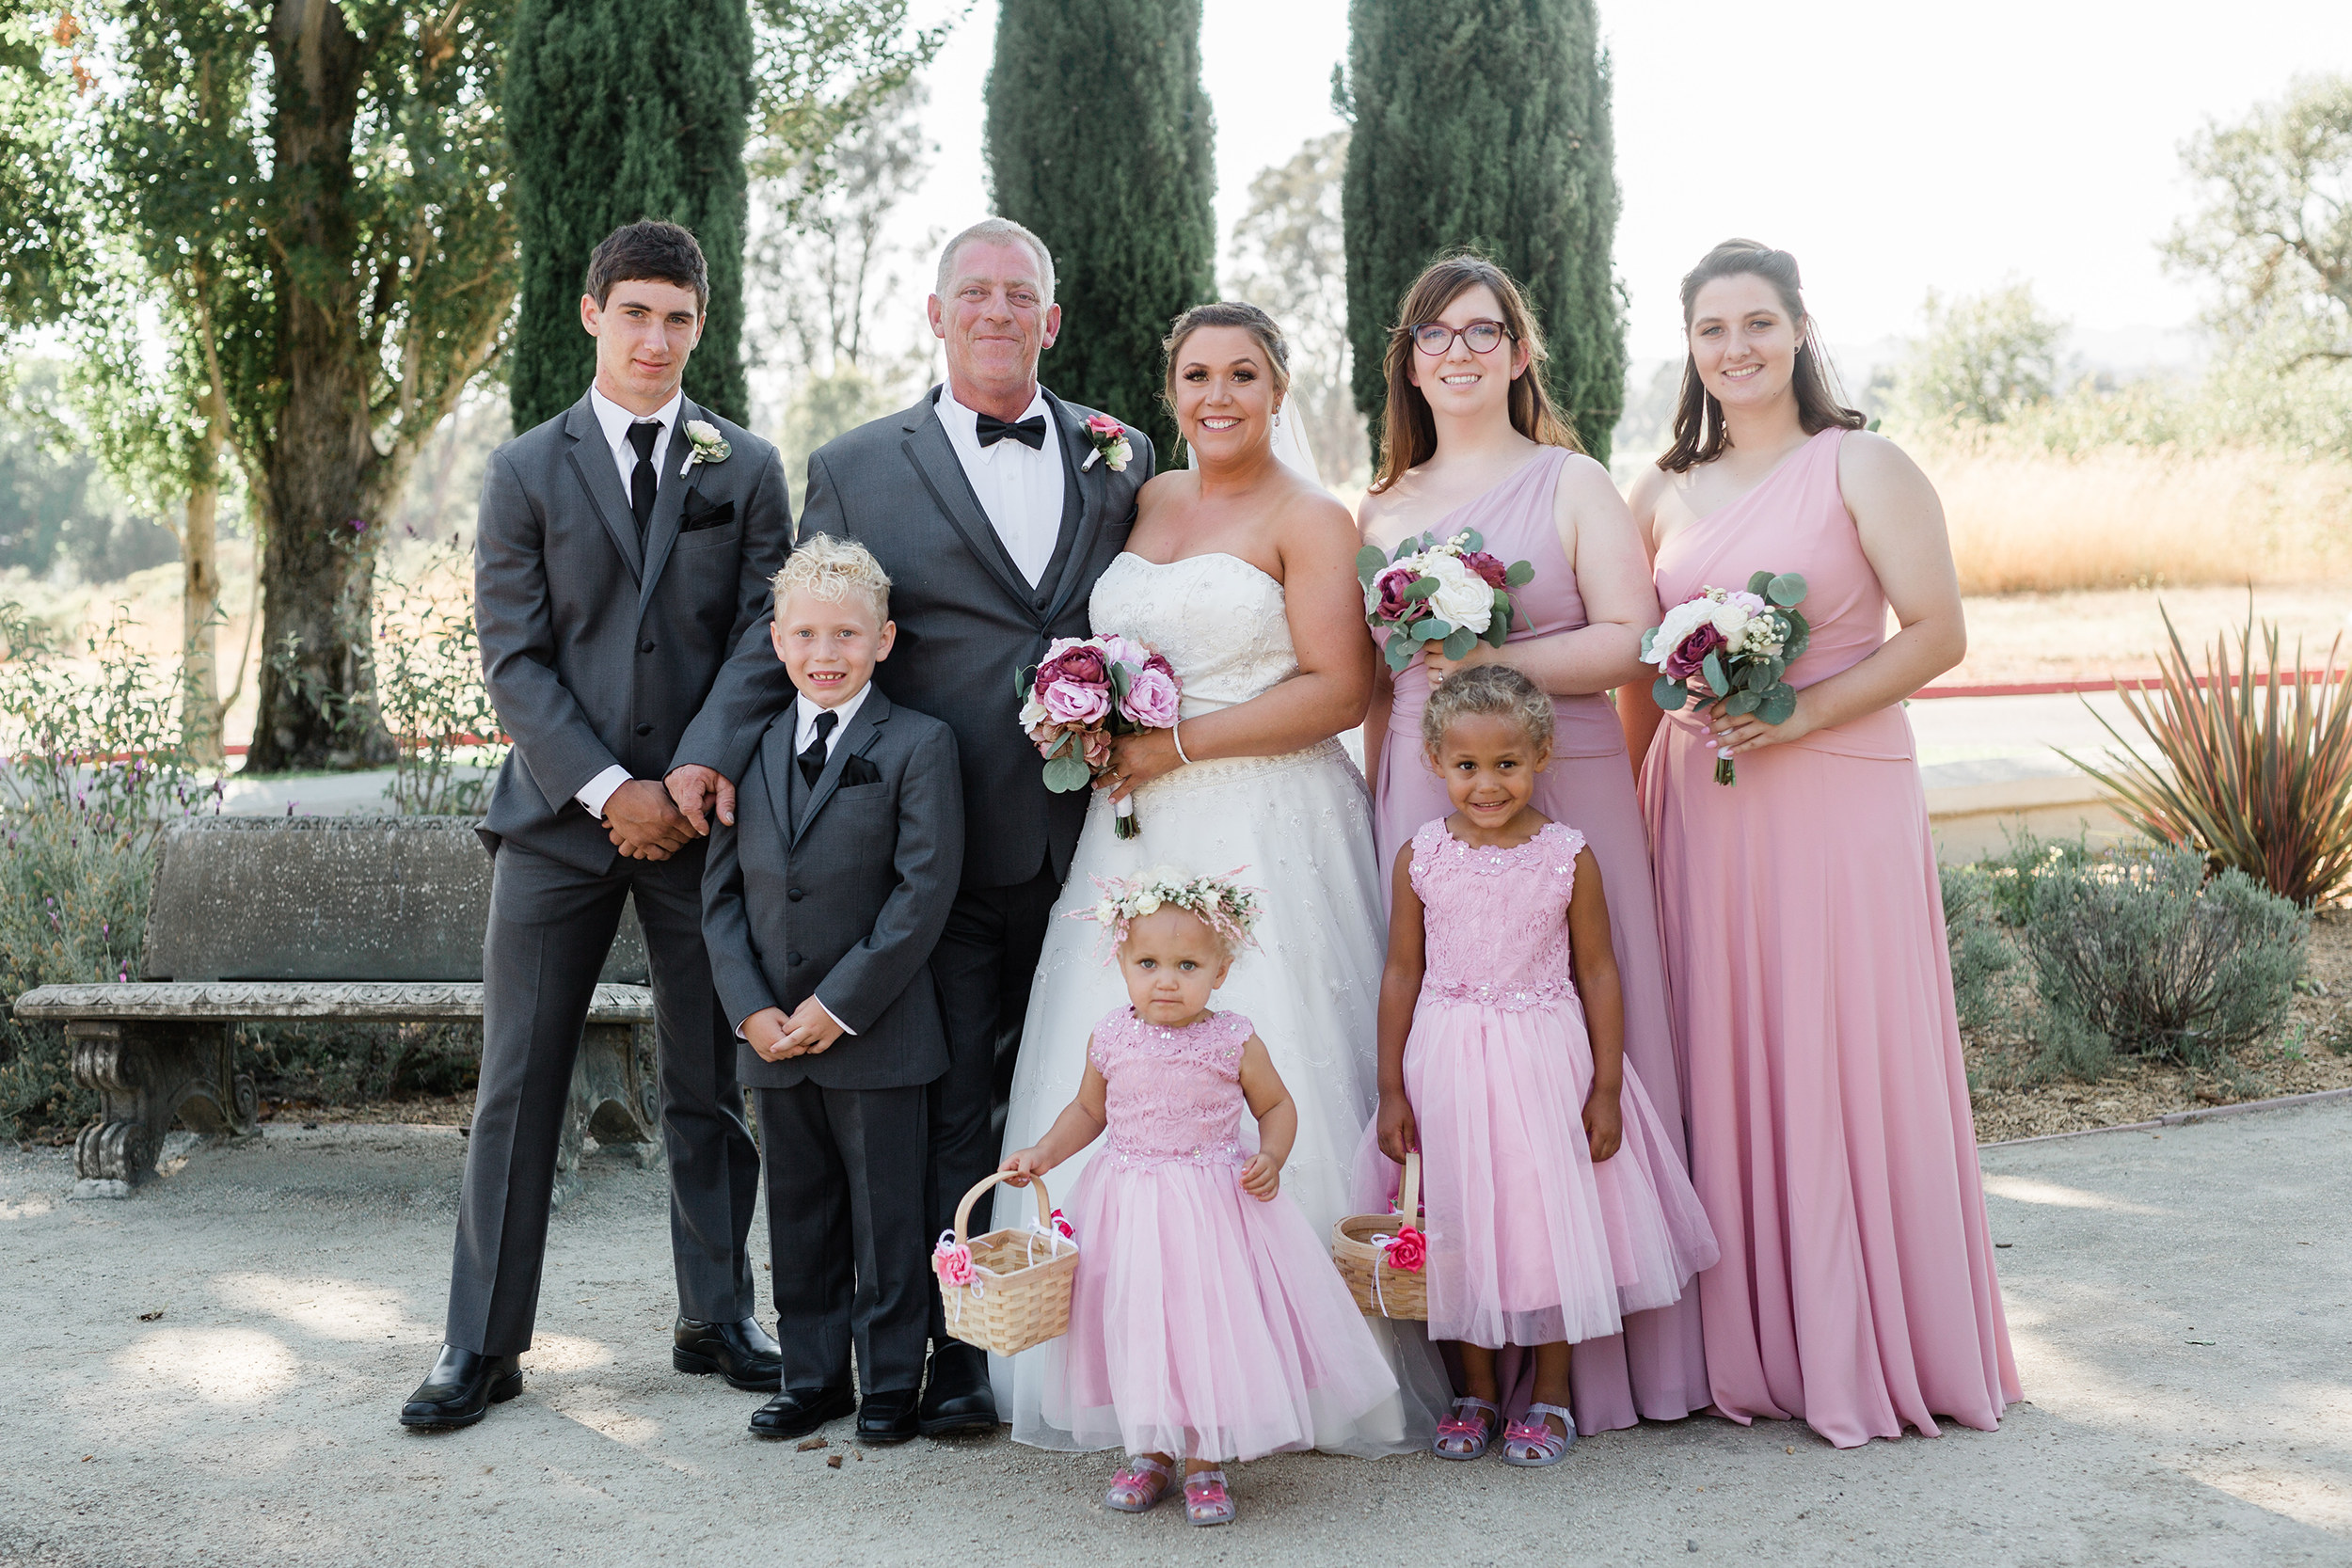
[1980,1085,2352,1148]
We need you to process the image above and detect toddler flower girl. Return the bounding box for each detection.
[1369,665,1717,1465]
[1001,868,1396,1525]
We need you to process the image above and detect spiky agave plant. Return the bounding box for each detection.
[2061,609,2352,909]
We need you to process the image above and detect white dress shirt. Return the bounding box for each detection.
[934,385,1066,587]
[738,684,875,1040]
[576,386,685,817]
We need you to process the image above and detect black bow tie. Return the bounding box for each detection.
[975,412,1047,451]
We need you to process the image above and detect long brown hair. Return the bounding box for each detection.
[1657,239,1864,474]
[1371,252,1580,494]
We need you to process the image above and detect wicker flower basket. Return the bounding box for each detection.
[933,1169,1081,1356]
[1332,1150,1430,1320]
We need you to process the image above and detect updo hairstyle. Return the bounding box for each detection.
[1162,301,1293,404]
[1420,664,1555,756]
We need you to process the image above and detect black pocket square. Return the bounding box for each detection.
[839,755,882,787]
[681,498,736,532]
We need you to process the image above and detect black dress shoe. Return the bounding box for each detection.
[857,1387,920,1445]
[398,1344,522,1430]
[917,1339,998,1436]
[673,1316,784,1392]
[748,1385,855,1440]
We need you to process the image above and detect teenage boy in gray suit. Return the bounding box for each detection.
[401,222,794,1430]
[701,535,964,1446]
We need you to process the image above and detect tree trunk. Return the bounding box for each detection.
[246,0,392,772]
[180,471,224,768]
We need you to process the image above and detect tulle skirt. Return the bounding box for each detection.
[1358,996,1717,1350]
[1031,1154,1400,1462]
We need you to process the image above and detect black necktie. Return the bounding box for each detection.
[626,420,661,536]
[798,709,838,789]
[974,412,1047,451]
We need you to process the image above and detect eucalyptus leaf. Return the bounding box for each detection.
[1702,649,1729,697]
[1747,569,1775,596]
[1758,688,1797,724]
[1503,560,1534,587]
[1356,545,1387,586]
[1639,626,1659,657]
[1725,689,1762,716]
[1385,639,1415,673]
[1415,618,1453,641]
[1653,675,1686,710]
[1013,664,1038,699]
[1443,628,1475,660]
[1403,578,1438,601]
[1459,529,1483,551]
[1393,537,1422,563]
[1108,663,1132,705]
[1767,572,1807,608]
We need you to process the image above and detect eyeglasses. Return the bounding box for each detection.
[1409,319,1513,356]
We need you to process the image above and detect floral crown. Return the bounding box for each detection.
[1067,865,1264,961]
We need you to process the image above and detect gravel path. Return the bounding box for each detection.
[2,1103,2345,1567]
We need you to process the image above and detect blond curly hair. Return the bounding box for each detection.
[1420,663,1555,755]
[772,533,892,626]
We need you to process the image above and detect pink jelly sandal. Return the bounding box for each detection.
[1183,1469,1236,1527]
[1433,1396,1500,1460]
[1104,1456,1173,1513]
[1501,1402,1577,1467]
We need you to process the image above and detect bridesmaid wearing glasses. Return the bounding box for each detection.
[1358,254,1704,1448]
[1620,239,2019,1449]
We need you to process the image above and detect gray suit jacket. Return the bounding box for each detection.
[701,689,964,1092]
[475,392,795,873]
[673,386,1152,891]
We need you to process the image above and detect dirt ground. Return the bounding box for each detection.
[1943,582,2352,688]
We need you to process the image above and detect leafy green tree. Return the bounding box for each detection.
[1227,131,1368,485]
[506,0,755,431]
[1340,0,1623,461]
[1894,283,2067,429]
[985,0,1216,452]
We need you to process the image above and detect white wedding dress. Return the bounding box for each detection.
[991,550,1447,1457]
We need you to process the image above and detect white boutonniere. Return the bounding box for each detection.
[680,419,732,477]
[1080,413,1132,473]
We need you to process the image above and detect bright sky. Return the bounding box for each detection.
[895,1,2348,367]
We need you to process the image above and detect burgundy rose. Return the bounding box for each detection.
[1033,641,1108,699]
[1371,563,1422,623]
[1661,623,1725,684]
[1458,550,1510,590]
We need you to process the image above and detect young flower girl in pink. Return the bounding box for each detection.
[1002,870,1396,1526]
[1369,665,1717,1465]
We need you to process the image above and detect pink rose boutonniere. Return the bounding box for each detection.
[1079,414,1132,473]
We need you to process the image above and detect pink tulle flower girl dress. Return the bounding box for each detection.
[1035,1004,1397,1469]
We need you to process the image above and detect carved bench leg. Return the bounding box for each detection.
[552,1023,659,1211]
[71,1022,260,1194]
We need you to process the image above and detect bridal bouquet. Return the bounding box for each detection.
[1357,529,1535,673]
[1016,633,1182,839]
[1641,570,1811,785]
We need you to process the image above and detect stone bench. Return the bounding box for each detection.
[14,816,659,1198]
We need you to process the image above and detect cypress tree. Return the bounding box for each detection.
[1343,0,1623,462]
[508,0,753,432]
[985,0,1215,455]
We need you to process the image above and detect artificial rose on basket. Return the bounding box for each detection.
[1357,528,1534,673]
[1014,633,1183,839]
[1640,570,1811,785]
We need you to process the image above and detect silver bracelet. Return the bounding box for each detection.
[1171,721,1192,766]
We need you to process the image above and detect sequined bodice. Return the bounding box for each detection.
[1089,552,1298,720]
[1408,818,1586,1010]
[1089,1006,1254,1169]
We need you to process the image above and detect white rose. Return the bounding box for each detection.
[686,419,723,443]
[1423,551,1494,634]
[1133,893,1161,916]
[1708,601,1752,639]
[1645,599,1712,665]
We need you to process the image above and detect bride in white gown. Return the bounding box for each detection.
[993,303,1446,1457]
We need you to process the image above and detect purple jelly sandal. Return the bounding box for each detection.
[1433,1396,1500,1460]
[1501,1402,1577,1467]
[1183,1469,1236,1527]
[1104,1455,1173,1513]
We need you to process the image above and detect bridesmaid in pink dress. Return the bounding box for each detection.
[1358,256,1706,1440]
[1622,240,2021,1448]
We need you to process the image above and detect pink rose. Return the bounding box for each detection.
[1371,563,1421,624]
[1661,623,1725,685]
[1041,676,1111,726]
[1120,665,1181,728]
[1458,550,1510,589]
[932,1237,975,1290]
[1384,1226,1427,1274]
[1086,414,1124,438]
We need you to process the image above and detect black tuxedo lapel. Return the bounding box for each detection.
[636,400,700,618]
[562,396,644,581]
[900,395,1046,626]
[1038,389,1104,629]
[793,690,891,845]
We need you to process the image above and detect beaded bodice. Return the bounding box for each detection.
[1089,1006,1254,1170]
[1408,818,1585,1010]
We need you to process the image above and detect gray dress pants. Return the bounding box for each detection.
[445,840,760,1354]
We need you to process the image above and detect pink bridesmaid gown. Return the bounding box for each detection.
[1643,427,2021,1448]
[1369,446,1711,1436]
